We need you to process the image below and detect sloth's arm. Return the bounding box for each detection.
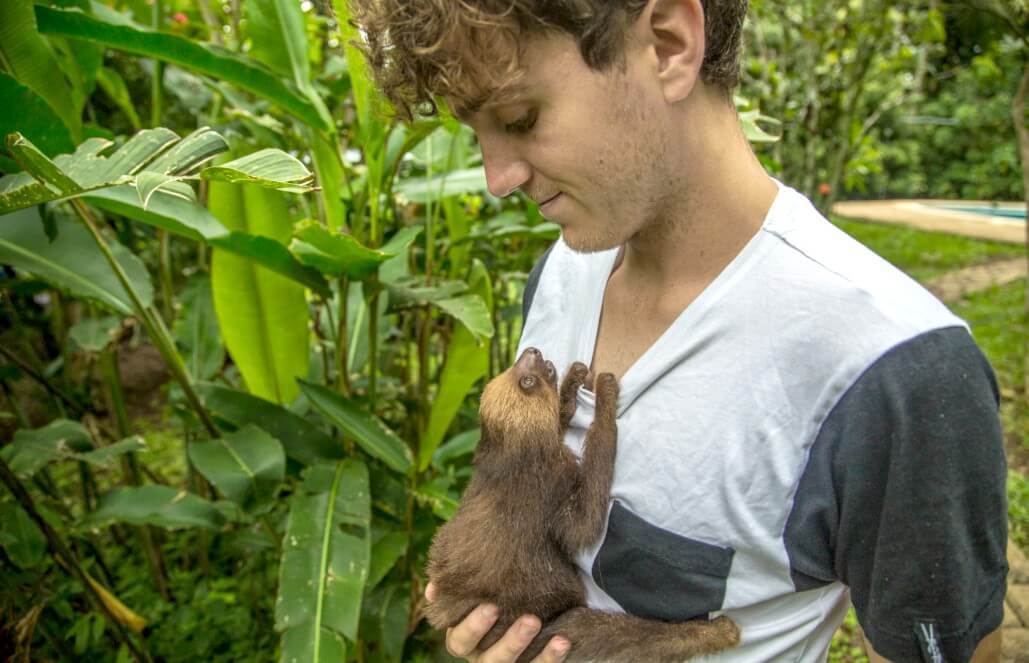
[553,372,619,557]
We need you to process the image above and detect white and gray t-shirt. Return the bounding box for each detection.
[516,182,1007,662]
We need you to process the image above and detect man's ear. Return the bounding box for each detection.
[640,0,705,104]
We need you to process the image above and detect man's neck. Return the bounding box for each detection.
[616,93,778,294]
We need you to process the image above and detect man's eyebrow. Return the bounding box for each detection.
[452,83,532,122]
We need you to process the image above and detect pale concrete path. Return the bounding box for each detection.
[833,199,1024,244]
[925,258,1028,302]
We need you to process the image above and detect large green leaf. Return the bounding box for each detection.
[196,382,343,467]
[0,503,47,570]
[210,179,310,405]
[297,380,413,475]
[0,208,154,315]
[84,187,330,297]
[35,3,332,134]
[0,73,74,157]
[202,149,316,193]
[0,419,93,479]
[388,278,494,343]
[421,261,494,469]
[366,531,408,591]
[0,128,226,213]
[0,0,82,140]
[188,424,285,511]
[86,485,225,530]
[173,275,225,380]
[361,583,411,663]
[290,221,393,280]
[277,460,371,661]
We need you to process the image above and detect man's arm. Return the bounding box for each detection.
[864,627,1001,663]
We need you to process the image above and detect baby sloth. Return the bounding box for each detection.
[424,347,740,662]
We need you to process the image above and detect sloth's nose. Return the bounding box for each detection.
[516,347,544,372]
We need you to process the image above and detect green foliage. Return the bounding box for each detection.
[0,1,1022,661]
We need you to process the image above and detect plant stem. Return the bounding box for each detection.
[0,456,152,663]
[367,281,379,405]
[68,199,219,438]
[151,0,164,129]
[0,345,83,418]
[336,278,350,396]
[158,229,175,325]
[100,348,172,602]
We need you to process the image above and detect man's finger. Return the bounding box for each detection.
[530,636,570,663]
[446,604,499,658]
[425,582,437,602]
[480,616,541,663]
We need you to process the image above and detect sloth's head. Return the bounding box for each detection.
[479,347,560,447]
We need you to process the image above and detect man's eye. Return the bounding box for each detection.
[504,109,538,134]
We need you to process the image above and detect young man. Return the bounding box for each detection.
[350,1,1008,661]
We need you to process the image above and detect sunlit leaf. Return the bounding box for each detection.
[289,220,392,279]
[422,259,493,468]
[202,149,316,193]
[210,178,310,405]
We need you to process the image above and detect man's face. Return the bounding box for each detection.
[458,32,678,253]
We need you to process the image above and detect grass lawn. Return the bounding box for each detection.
[828,216,1028,661]
[832,217,1024,282]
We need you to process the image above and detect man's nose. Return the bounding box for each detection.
[479,138,531,199]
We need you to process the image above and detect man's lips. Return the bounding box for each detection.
[537,192,562,208]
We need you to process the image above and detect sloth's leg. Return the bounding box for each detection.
[520,608,740,663]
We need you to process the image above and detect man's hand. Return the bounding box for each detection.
[425,583,570,662]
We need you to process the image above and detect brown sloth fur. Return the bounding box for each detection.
[424,347,740,662]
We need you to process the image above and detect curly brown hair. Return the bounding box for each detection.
[347,0,748,119]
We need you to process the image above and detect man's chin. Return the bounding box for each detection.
[561,231,620,254]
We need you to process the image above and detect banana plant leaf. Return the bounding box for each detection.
[0,0,82,141]
[202,149,316,193]
[360,583,410,663]
[297,380,414,475]
[196,382,343,467]
[421,259,493,469]
[35,3,333,134]
[0,208,154,316]
[188,424,285,512]
[387,278,495,343]
[86,485,225,531]
[210,180,310,406]
[366,531,408,591]
[0,72,74,157]
[0,128,224,213]
[84,187,330,298]
[277,459,371,662]
[289,221,394,280]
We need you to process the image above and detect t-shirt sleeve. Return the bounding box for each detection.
[786,326,1008,662]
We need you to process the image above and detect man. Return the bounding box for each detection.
[350,1,1008,661]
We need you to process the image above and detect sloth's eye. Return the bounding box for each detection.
[519,375,537,390]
